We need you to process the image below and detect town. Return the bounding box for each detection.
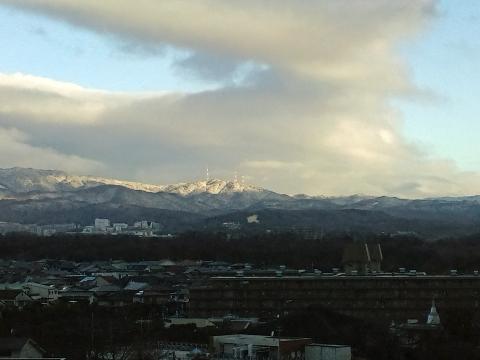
[1,239,478,359]
[0,218,171,238]
[2,0,480,359]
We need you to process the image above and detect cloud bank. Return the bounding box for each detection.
[0,0,478,197]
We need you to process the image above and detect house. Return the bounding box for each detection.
[79,275,118,288]
[126,263,150,273]
[90,284,123,295]
[58,287,96,305]
[0,289,33,308]
[0,337,45,358]
[156,342,209,360]
[78,276,97,289]
[133,287,171,305]
[124,281,149,291]
[96,292,133,307]
[164,318,216,329]
[208,317,261,332]
[23,282,58,303]
[212,335,312,360]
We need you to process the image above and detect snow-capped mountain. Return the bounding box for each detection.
[3,167,480,237]
[0,167,291,227]
[0,167,263,196]
[160,179,263,196]
[0,167,164,194]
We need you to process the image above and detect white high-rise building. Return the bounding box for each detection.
[94,218,110,231]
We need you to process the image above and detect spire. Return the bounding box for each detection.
[427,298,441,325]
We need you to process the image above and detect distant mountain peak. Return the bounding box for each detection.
[0,167,263,196]
[161,178,263,196]
[2,168,480,237]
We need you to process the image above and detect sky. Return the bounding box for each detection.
[0,0,479,198]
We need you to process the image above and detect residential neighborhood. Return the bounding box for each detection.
[0,258,197,312]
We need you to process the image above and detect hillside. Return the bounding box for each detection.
[1,167,480,237]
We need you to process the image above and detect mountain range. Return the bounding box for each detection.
[2,167,480,237]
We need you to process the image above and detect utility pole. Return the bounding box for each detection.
[276,313,281,360]
[90,311,95,360]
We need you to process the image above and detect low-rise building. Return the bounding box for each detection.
[133,220,160,230]
[164,318,216,329]
[305,344,351,360]
[0,337,46,358]
[133,287,171,305]
[0,289,33,308]
[23,282,58,303]
[113,223,128,233]
[212,334,312,360]
[58,288,96,305]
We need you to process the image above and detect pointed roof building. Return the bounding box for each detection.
[427,299,441,325]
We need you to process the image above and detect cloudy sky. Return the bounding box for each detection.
[0,0,479,197]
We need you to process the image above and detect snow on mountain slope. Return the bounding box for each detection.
[0,167,265,196]
[0,167,164,193]
[0,167,285,217]
[4,168,480,235]
[161,179,263,195]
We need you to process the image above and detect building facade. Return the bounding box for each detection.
[212,335,312,360]
[189,274,480,323]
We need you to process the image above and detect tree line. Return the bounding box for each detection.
[2,231,480,273]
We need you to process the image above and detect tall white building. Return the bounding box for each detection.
[94,218,110,231]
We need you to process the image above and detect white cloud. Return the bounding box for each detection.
[0,73,114,124]
[0,127,103,173]
[1,0,479,197]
